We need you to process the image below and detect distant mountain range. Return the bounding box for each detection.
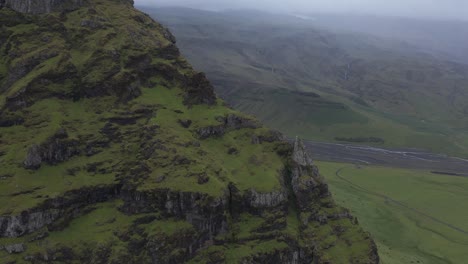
[299,13,468,64]
[144,7,468,157]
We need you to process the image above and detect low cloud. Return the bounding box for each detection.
[135,0,468,21]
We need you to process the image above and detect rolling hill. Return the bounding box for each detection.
[145,7,468,157]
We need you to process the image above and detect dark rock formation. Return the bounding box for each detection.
[157,44,180,60]
[162,27,176,44]
[290,137,330,212]
[197,173,210,184]
[227,147,238,155]
[5,137,377,262]
[23,144,42,169]
[224,114,259,130]
[4,243,26,254]
[178,119,192,128]
[292,136,314,167]
[147,229,201,263]
[0,184,120,237]
[251,130,283,144]
[240,247,304,264]
[184,73,217,106]
[196,125,226,140]
[80,19,103,29]
[196,114,260,139]
[244,189,288,213]
[23,129,80,169]
[2,50,59,100]
[0,113,24,127]
[119,188,229,260]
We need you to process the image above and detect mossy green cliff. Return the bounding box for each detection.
[0,0,379,263]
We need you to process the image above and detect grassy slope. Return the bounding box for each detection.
[0,1,376,263]
[0,0,281,213]
[317,161,468,264]
[0,1,280,260]
[147,8,468,157]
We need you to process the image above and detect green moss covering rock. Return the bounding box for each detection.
[0,0,379,263]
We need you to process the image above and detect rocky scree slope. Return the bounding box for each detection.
[0,0,379,263]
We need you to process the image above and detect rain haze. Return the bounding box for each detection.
[135,0,468,21]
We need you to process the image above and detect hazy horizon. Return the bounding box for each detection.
[135,0,468,21]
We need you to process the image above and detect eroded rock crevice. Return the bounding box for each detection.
[23,129,80,170]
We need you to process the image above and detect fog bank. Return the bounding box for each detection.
[135,0,468,21]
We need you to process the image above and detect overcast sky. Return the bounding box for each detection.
[135,0,468,21]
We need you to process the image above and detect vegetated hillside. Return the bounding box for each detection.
[301,13,468,65]
[147,7,468,157]
[0,0,378,263]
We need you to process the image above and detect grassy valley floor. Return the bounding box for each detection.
[317,161,468,264]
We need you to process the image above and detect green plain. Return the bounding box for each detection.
[317,161,468,264]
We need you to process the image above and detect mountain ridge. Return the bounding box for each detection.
[0,1,378,263]
[147,7,468,157]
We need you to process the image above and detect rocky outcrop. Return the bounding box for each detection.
[292,136,313,166]
[178,119,192,128]
[251,130,283,144]
[0,183,294,261]
[0,0,84,14]
[224,114,259,130]
[196,114,260,139]
[0,210,61,238]
[0,184,120,237]
[2,51,59,100]
[196,125,225,140]
[162,27,176,44]
[183,72,217,106]
[244,189,287,211]
[240,247,305,264]
[0,113,24,127]
[3,243,26,254]
[147,229,201,264]
[23,129,80,169]
[289,137,330,212]
[23,144,42,169]
[120,188,228,238]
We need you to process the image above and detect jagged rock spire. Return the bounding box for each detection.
[292,136,313,166]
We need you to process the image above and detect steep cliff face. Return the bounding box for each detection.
[0,0,379,263]
[0,0,84,14]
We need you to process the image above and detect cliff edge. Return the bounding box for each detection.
[0,0,379,263]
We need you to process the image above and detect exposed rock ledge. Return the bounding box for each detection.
[23,129,80,170]
[0,137,378,263]
[3,138,318,239]
[0,183,286,239]
[196,114,260,139]
[0,184,120,237]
